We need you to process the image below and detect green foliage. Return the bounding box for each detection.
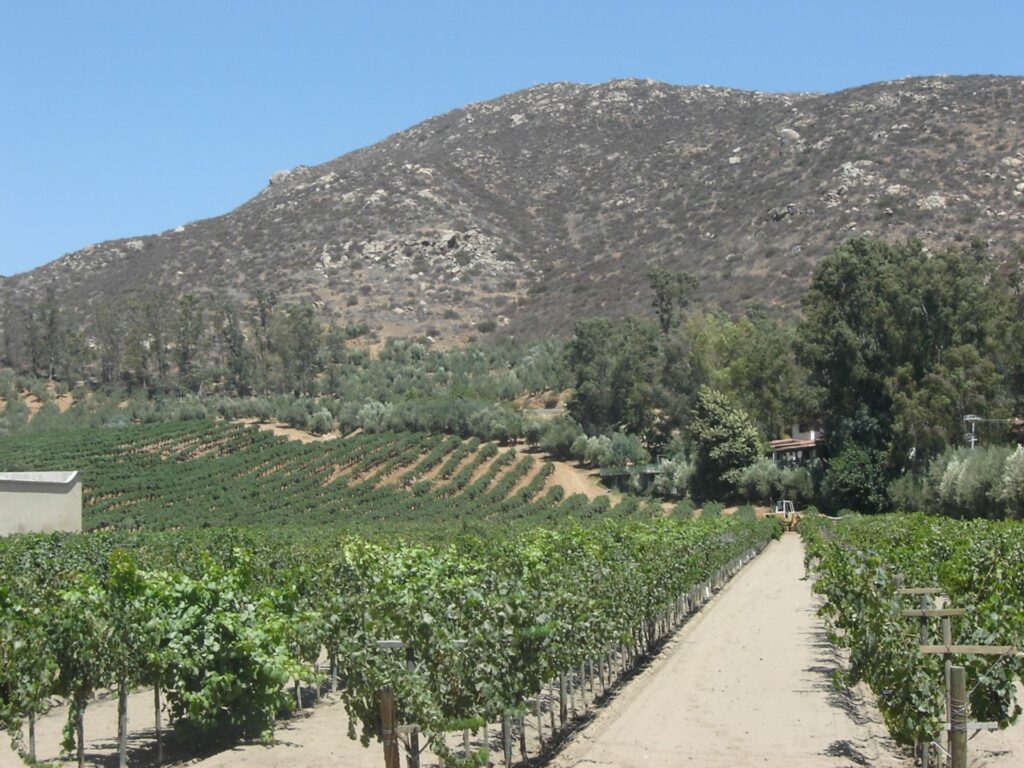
[920,446,1016,519]
[566,317,662,437]
[574,431,649,469]
[998,447,1024,519]
[308,408,335,435]
[822,445,889,513]
[648,267,698,335]
[691,309,817,441]
[803,513,1024,745]
[700,501,724,516]
[735,504,757,521]
[688,387,761,500]
[538,417,585,461]
[736,458,781,503]
[0,516,781,756]
[797,238,1017,466]
[145,558,304,744]
[650,457,695,499]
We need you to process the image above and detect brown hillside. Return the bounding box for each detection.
[3,75,1022,339]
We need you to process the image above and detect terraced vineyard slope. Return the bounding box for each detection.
[0,420,651,530]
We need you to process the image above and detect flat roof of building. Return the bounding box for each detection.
[768,438,820,451]
[0,471,79,485]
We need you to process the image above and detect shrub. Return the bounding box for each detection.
[539,417,585,460]
[822,445,889,513]
[308,408,335,435]
[672,498,695,518]
[248,398,275,424]
[606,432,649,468]
[651,458,695,498]
[736,459,781,503]
[780,466,814,504]
[998,447,1024,519]
[701,501,724,517]
[888,472,926,512]
[278,401,311,430]
[356,401,393,433]
[736,504,757,521]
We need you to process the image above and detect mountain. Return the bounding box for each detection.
[3,75,1023,340]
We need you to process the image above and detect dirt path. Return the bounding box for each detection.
[552,532,907,768]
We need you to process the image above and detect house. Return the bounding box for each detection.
[769,425,825,467]
[0,471,82,535]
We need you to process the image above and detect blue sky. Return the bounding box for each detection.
[1,1,1021,276]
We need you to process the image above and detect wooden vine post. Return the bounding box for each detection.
[900,587,1019,768]
[154,682,164,766]
[379,686,401,768]
[949,666,967,768]
[405,646,420,768]
[375,638,467,768]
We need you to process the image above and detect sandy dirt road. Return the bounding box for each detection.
[553,532,906,768]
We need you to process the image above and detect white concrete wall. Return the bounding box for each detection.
[0,475,82,535]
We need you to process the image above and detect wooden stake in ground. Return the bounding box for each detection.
[405,646,421,768]
[155,683,163,766]
[76,705,85,768]
[502,714,512,767]
[950,666,967,768]
[27,712,35,762]
[118,678,128,768]
[379,687,401,768]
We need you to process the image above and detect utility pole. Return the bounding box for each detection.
[964,415,981,449]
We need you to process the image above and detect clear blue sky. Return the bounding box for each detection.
[2,1,1021,276]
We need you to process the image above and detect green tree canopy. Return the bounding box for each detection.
[687,386,761,500]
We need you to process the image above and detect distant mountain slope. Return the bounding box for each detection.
[3,75,1023,339]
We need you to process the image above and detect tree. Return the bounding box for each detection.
[252,288,278,355]
[566,317,662,438]
[822,444,889,513]
[797,237,1014,456]
[122,300,151,391]
[890,345,1009,467]
[144,289,174,388]
[220,305,252,396]
[274,304,321,396]
[42,287,65,380]
[687,386,761,499]
[648,267,698,335]
[93,304,124,385]
[695,309,817,441]
[22,305,41,376]
[176,294,205,393]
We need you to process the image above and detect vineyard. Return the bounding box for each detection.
[802,513,1024,756]
[0,419,786,766]
[0,513,781,766]
[0,420,662,532]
